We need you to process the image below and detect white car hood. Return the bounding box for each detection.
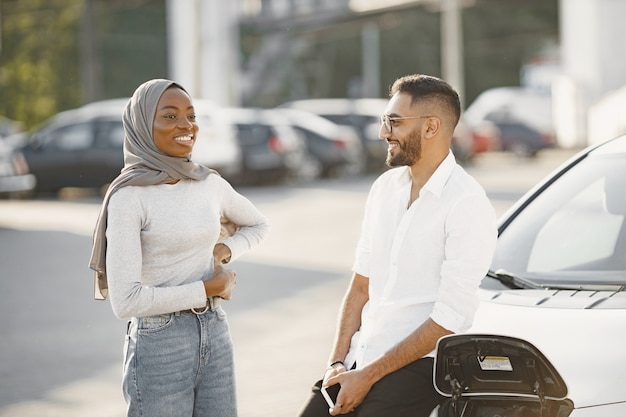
[467,288,626,408]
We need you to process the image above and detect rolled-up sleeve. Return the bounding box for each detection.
[430,194,497,333]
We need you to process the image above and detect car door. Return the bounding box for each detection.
[25,121,96,192]
[91,119,124,187]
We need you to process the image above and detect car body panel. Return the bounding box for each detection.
[20,106,125,193]
[469,292,626,408]
[464,87,554,156]
[464,86,553,137]
[565,403,626,416]
[190,99,243,180]
[0,138,36,195]
[274,108,363,177]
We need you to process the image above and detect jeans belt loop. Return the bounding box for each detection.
[191,297,218,315]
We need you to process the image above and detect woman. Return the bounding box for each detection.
[89,79,270,416]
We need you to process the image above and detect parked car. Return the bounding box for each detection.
[17,101,127,194]
[464,86,555,156]
[278,98,389,173]
[189,99,243,182]
[451,116,476,164]
[219,107,307,184]
[281,98,475,168]
[273,108,363,178]
[0,116,24,139]
[16,98,242,194]
[81,98,243,182]
[485,116,553,157]
[431,134,626,416]
[0,137,35,197]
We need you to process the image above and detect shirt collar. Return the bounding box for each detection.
[421,151,456,198]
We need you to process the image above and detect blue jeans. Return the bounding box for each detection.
[123,306,236,417]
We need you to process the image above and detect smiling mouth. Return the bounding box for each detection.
[174,134,194,145]
[387,139,399,150]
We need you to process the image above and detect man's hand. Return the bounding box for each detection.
[326,368,374,415]
[323,362,346,386]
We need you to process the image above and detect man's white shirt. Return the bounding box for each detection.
[346,151,497,369]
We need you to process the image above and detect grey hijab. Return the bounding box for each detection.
[89,79,213,300]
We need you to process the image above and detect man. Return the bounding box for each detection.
[297,74,497,417]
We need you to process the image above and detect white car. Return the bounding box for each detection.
[463,86,553,137]
[432,134,626,416]
[191,99,243,182]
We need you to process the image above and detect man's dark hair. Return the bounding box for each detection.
[390,74,461,126]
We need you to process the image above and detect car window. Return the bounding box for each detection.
[492,154,626,285]
[528,176,622,271]
[106,121,125,147]
[236,124,270,146]
[47,123,93,151]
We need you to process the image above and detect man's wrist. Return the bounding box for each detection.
[327,360,345,369]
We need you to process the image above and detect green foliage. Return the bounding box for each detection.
[0,0,167,130]
[0,0,82,129]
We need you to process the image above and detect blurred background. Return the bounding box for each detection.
[2,0,625,196]
[2,1,626,194]
[1,1,625,416]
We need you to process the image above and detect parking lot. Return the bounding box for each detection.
[0,148,580,417]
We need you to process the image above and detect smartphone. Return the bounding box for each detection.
[321,384,340,408]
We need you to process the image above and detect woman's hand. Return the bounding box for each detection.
[213,243,232,266]
[203,265,237,300]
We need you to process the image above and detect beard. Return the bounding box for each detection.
[385,128,422,167]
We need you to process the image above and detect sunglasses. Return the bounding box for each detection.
[380,114,431,133]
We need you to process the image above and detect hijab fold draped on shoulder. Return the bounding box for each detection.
[89,79,214,300]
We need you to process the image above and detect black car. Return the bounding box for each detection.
[18,101,126,194]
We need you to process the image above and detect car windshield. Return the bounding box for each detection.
[491,150,626,287]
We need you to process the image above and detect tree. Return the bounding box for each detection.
[0,0,82,129]
[0,0,167,130]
